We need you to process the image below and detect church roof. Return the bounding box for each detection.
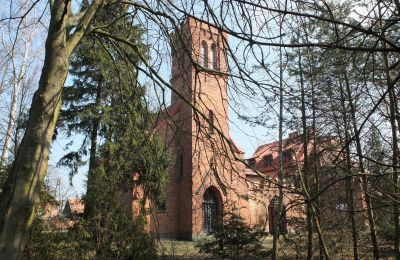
[248,132,303,177]
[248,131,337,177]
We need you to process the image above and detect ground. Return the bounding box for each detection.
[157,236,272,259]
[156,235,396,259]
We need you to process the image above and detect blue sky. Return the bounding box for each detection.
[46,1,287,198]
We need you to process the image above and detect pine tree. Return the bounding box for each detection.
[196,212,267,259]
[57,2,146,182]
[26,3,172,258]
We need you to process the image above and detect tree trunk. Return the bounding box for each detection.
[0,0,102,257]
[1,84,20,167]
[343,73,379,260]
[298,50,313,260]
[1,38,31,167]
[272,26,285,260]
[378,7,400,252]
[381,47,400,260]
[84,82,101,218]
[338,82,359,260]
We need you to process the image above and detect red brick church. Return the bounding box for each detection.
[137,18,339,240]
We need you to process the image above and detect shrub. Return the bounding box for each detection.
[196,212,268,259]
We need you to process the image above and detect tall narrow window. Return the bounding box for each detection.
[179,153,184,179]
[201,41,208,67]
[210,44,218,69]
[208,110,215,134]
[203,187,221,233]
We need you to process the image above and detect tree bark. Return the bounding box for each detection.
[343,72,379,260]
[338,81,359,260]
[381,45,400,260]
[84,82,101,218]
[298,49,313,260]
[272,25,285,260]
[378,5,400,252]
[1,32,31,167]
[0,0,102,258]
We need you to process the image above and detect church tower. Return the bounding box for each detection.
[151,18,248,240]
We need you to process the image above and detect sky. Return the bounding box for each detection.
[32,0,374,199]
[45,1,293,198]
[48,88,274,198]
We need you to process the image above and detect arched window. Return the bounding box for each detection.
[203,187,221,233]
[210,44,218,69]
[201,41,208,67]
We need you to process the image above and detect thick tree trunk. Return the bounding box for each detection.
[0,0,102,257]
[0,15,69,259]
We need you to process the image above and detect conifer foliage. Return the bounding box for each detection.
[196,212,267,259]
[25,2,172,259]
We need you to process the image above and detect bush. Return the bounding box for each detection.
[196,212,268,259]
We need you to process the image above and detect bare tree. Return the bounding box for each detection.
[2,0,400,258]
[0,0,43,168]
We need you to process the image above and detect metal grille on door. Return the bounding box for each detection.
[203,189,218,233]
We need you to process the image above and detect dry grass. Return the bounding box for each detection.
[155,235,396,259]
[156,236,274,259]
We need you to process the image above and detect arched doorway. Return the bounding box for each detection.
[268,196,287,234]
[203,187,222,233]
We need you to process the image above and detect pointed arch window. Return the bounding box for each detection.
[203,187,221,233]
[210,44,218,70]
[201,41,208,67]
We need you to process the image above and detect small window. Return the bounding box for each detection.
[246,158,256,168]
[283,149,293,163]
[210,44,218,70]
[263,154,273,166]
[201,41,208,67]
[178,153,184,179]
[208,110,214,134]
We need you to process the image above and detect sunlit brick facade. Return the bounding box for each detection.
[137,18,346,240]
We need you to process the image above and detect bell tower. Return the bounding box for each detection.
[170,18,229,136]
[151,18,248,240]
[170,18,236,239]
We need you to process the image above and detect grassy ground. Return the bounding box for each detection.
[156,235,396,259]
[156,239,212,259]
[157,236,274,259]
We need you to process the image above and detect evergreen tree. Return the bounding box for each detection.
[57,2,146,182]
[196,212,267,259]
[25,3,173,258]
